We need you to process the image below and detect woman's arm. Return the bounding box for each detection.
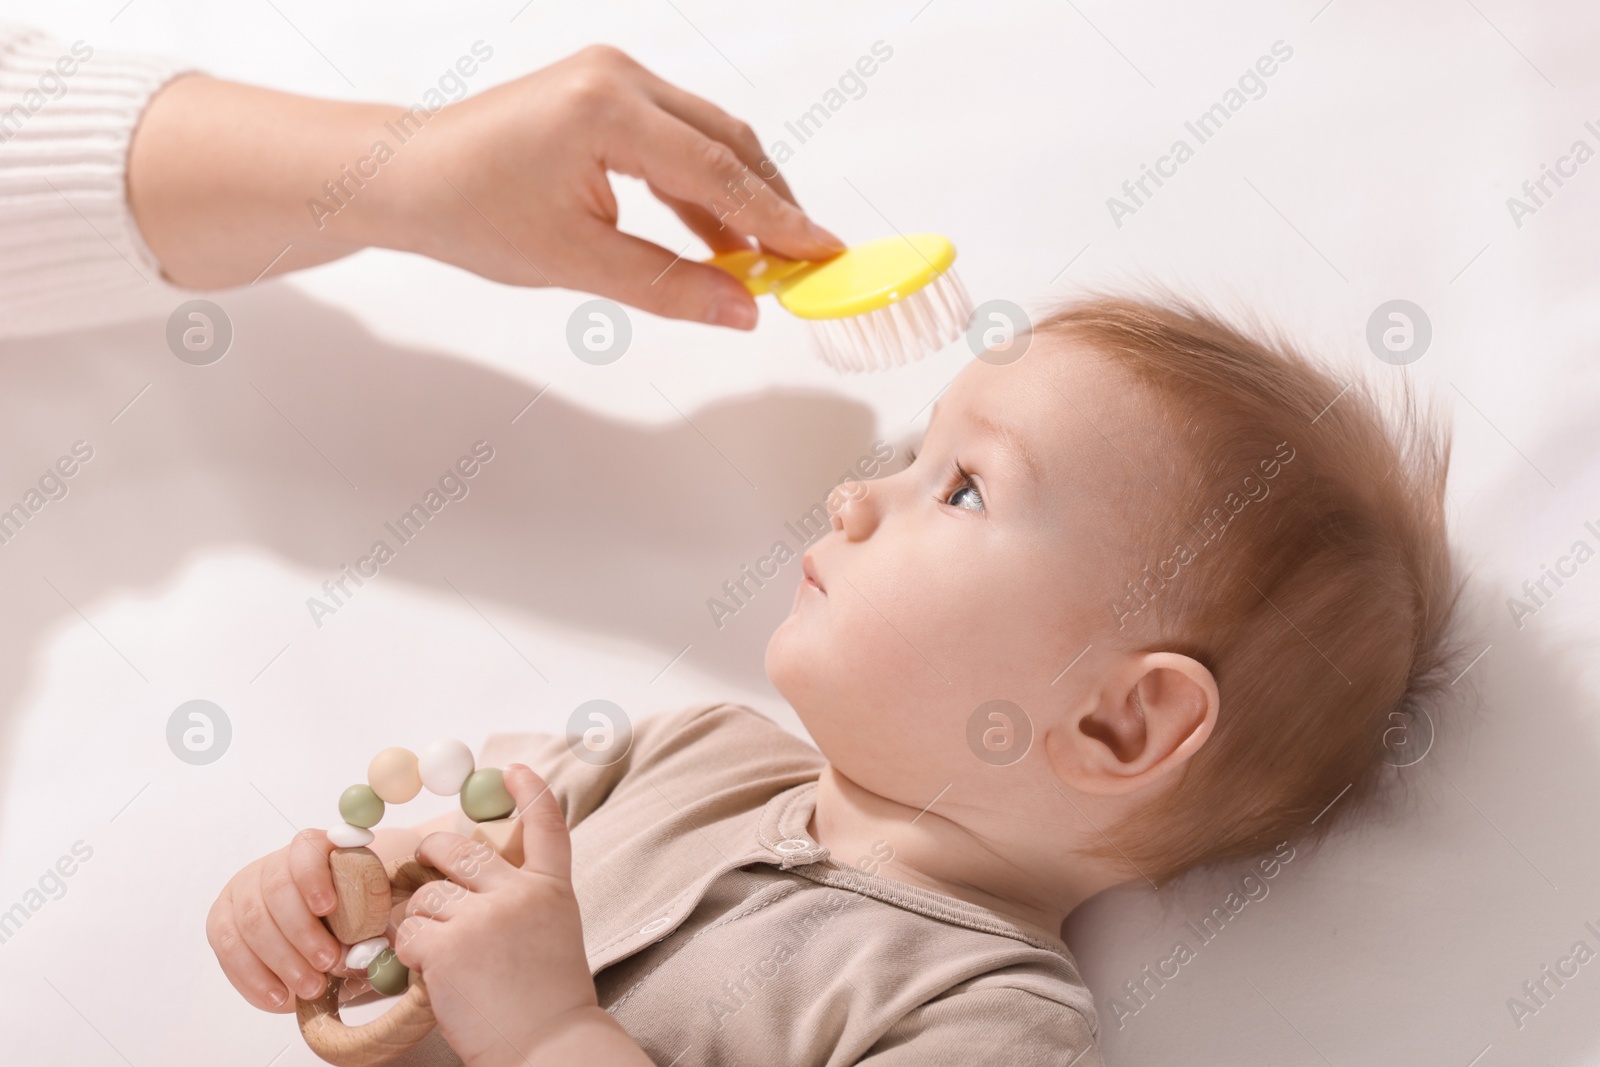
[125,73,392,286]
[127,44,844,326]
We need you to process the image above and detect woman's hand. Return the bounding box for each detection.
[129,45,844,327]
[394,764,643,1067]
[388,45,845,328]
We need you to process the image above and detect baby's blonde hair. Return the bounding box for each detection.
[1036,293,1463,886]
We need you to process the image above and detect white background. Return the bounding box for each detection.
[1,1,1598,1064]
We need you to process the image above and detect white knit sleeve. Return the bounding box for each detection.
[0,22,199,340]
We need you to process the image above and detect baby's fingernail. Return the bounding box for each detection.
[709,297,757,330]
[315,948,338,969]
[807,220,846,250]
[313,893,334,913]
[268,988,287,1007]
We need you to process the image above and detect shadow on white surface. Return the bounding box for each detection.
[0,279,893,813]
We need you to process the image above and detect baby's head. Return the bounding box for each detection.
[766,292,1461,892]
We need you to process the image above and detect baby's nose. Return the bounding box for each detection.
[826,480,862,524]
[827,479,879,540]
[825,483,846,521]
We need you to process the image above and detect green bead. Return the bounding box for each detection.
[367,949,410,996]
[339,784,385,829]
[460,768,515,823]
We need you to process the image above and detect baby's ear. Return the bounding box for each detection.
[1046,652,1217,796]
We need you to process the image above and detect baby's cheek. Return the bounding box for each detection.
[842,591,949,695]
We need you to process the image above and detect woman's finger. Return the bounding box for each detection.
[630,68,802,209]
[562,221,758,327]
[649,181,754,255]
[572,44,803,211]
[606,105,844,266]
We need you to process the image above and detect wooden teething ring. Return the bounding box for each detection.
[293,739,525,1066]
[296,856,449,1066]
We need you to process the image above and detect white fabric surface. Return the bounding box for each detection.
[0,2,1597,1065]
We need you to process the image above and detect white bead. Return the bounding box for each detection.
[344,936,390,973]
[419,738,475,796]
[327,822,375,847]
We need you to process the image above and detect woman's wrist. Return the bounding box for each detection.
[127,73,412,288]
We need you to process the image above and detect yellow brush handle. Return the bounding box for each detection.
[703,248,815,296]
[703,234,957,321]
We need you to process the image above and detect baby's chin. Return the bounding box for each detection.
[763,612,834,721]
[762,613,804,703]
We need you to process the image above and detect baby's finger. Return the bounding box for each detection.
[208,887,297,1013]
[288,828,338,916]
[506,763,572,884]
[405,876,468,922]
[261,852,343,975]
[415,831,511,892]
[237,866,329,1003]
[337,974,374,1003]
[392,914,437,972]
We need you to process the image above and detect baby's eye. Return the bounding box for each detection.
[948,483,984,511]
[942,462,984,513]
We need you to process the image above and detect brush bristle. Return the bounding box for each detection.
[806,269,974,374]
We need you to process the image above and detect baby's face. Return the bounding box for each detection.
[766,339,1158,804]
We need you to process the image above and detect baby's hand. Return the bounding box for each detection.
[207,830,351,1012]
[395,765,600,1067]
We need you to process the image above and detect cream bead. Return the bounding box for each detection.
[418,738,474,796]
[327,822,375,848]
[368,747,422,804]
[344,936,390,973]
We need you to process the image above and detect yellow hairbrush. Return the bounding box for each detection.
[705,233,973,374]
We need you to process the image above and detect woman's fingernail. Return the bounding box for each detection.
[710,297,757,330]
[807,221,846,250]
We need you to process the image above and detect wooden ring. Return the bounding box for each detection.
[296,857,448,1067]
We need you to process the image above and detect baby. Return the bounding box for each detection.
[208,293,1459,1066]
